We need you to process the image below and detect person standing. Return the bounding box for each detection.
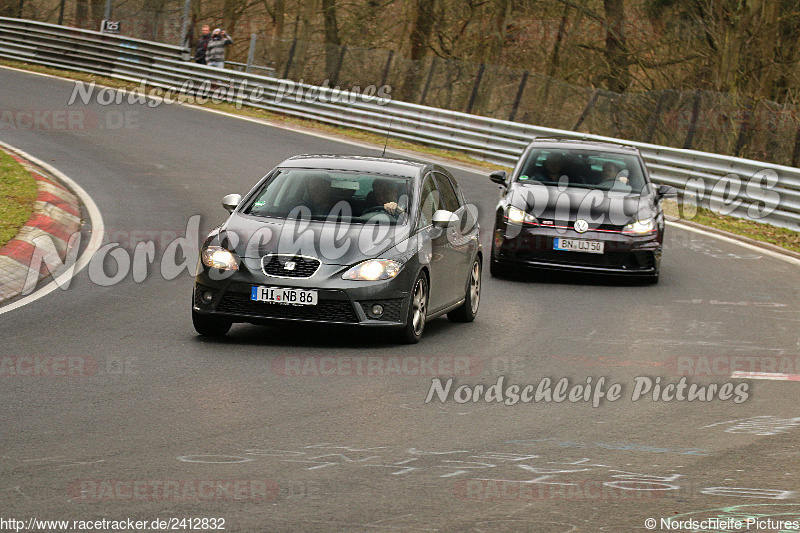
[194,25,212,64]
[206,29,233,68]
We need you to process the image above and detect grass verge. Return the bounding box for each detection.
[662,200,800,254]
[0,148,37,248]
[2,59,800,255]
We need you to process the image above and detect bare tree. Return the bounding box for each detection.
[322,0,340,80]
[603,0,629,92]
[484,0,512,63]
[74,0,89,27]
[401,0,436,100]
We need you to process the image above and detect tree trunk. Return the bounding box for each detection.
[547,2,571,78]
[603,0,629,92]
[484,0,511,63]
[322,0,340,81]
[289,0,317,79]
[272,0,285,42]
[87,0,104,30]
[223,0,239,37]
[75,0,89,28]
[143,0,167,42]
[401,0,436,101]
[771,2,800,102]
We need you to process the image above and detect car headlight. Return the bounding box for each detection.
[201,246,239,271]
[342,259,402,281]
[506,206,538,225]
[622,218,657,235]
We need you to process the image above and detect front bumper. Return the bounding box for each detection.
[492,224,661,275]
[192,260,414,327]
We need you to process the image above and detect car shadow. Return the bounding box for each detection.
[190,316,455,348]
[490,267,655,287]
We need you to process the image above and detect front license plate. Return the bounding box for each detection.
[250,286,318,305]
[553,238,604,254]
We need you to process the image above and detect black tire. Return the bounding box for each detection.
[397,272,428,344]
[448,258,481,323]
[192,309,232,337]
[644,271,660,285]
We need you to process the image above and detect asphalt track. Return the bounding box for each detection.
[1,67,800,532]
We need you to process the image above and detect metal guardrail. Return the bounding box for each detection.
[224,61,276,77]
[1,17,799,232]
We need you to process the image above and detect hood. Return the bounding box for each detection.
[217,212,413,266]
[510,183,658,227]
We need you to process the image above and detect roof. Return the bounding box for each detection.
[280,154,428,178]
[526,137,640,154]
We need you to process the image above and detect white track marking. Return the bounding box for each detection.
[731,371,800,381]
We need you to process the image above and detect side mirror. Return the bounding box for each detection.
[489,170,508,185]
[432,209,458,228]
[656,184,678,199]
[222,193,242,213]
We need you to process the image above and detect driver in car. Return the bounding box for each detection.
[601,162,631,190]
[371,179,407,218]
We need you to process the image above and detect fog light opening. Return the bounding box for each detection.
[371,304,384,317]
[201,291,214,304]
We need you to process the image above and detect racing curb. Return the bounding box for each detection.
[0,147,82,303]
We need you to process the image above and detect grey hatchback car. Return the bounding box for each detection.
[192,155,482,343]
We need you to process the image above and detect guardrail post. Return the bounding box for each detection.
[380,50,394,88]
[466,63,485,114]
[180,0,191,51]
[246,33,257,73]
[508,70,529,122]
[282,38,297,79]
[683,90,702,150]
[419,57,437,106]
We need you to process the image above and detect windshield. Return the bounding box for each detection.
[243,169,412,225]
[517,148,647,193]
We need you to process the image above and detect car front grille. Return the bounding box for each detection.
[216,291,359,323]
[261,254,320,278]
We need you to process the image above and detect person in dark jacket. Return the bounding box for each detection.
[206,29,233,68]
[194,25,212,64]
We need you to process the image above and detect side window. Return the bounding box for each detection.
[417,174,440,228]
[433,172,460,212]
